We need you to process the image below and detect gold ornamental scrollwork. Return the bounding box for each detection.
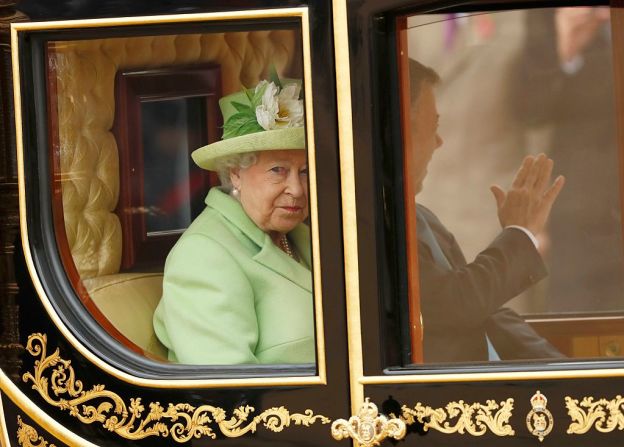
[401,398,515,436]
[17,416,57,447]
[565,394,624,434]
[331,397,406,446]
[22,333,330,443]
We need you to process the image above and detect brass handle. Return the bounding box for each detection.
[331,398,406,446]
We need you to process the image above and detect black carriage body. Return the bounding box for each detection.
[1,0,624,446]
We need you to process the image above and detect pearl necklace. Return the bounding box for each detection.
[279,234,299,261]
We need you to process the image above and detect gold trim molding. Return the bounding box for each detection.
[401,398,515,436]
[22,334,330,443]
[17,416,57,447]
[331,398,406,446]
[12,8,327,390]
[566,395,624,434]
[1,390,11,447]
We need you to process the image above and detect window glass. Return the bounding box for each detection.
[403,8,624,363]
[141,97,199,234]
[47,26,317,367]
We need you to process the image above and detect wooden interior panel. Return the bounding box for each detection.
[113,64,221,271]
[529,317,624,358]
[396,15,424,364]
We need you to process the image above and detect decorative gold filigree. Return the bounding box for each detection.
[401,398,515,436]
[526,391,553,442]
[566,394,624,434]
[331,397,406,446]
[16,416,57,447]
[22,333,330,443]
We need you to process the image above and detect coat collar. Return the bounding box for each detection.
[206,188,312,292]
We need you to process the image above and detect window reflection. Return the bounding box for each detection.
[142,98,199,234]
[47,27,313,365]
[404,8,624,363]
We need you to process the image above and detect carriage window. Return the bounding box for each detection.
[46,24,319,369]
[401,7,624,364]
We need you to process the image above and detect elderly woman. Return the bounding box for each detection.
[153,78,314,365]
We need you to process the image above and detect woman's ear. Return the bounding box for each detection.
[230,168,241,190]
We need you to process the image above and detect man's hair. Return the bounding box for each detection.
[409,59,440,106]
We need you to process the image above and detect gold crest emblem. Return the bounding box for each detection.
[331,398,406,447]
[526,391,553,442]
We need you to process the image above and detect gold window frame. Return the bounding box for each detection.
[332,1,624,415]
[11,7,327,389]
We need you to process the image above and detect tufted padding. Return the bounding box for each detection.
[52,30,298,278]
[82,273,167,359]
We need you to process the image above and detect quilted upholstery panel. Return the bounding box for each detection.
[51,30,298,278]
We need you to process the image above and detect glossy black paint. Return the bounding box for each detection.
[11,1,351,446]
[366,378,624,447]
[348,0,624,444]
[19,17,315,380]
[8,0,624,445]
[1,396,67,447]
[17,0,306,21]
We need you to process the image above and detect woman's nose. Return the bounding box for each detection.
[285,172,305,197]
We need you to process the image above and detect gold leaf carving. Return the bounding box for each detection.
[22,334,330,443]
[331,397,406,447]
[16,416,57,447]
[526,391,553,442]
[401,398,515,436]
[565,395,624,434]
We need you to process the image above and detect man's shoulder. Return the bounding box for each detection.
[416,203,435,219]
[416,203,448,232]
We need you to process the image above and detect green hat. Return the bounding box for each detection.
[192,79,305,171]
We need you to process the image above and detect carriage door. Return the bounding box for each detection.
[330,0,624,446]
[0,2,353,446]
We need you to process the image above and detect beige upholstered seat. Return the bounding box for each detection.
[83,273,167,359]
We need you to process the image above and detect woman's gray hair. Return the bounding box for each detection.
[213,152,258,191]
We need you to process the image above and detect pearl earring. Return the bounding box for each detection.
[232,187,240,198]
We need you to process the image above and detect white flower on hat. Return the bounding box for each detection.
[255,80,279,130]
[276,83,304,128]
[255,81,303,130]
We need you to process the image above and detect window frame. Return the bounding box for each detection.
[13,9,328,386]
[113,63,221,271]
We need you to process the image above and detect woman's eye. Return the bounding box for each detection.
[299,167,308,176]
[270,166,287,175]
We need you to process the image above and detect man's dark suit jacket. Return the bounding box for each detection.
[417,205,564,363]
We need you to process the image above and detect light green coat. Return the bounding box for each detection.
[153,188,315,365]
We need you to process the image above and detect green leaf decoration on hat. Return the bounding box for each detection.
[222,83,268,140]
[268,64,283,90]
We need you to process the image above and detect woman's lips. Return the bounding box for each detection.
[281,206,303,213]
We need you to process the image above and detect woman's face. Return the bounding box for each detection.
[230,150,309,235]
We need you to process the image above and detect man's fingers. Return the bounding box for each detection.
[512,155,534,188]
[534,157,554,192]
[543,175,566,206]
[525,153,546,189]
[490,185,506,209]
